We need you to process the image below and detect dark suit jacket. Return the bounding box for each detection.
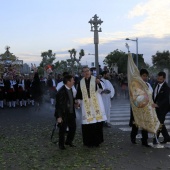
[4,80,18,92]
[4,80,11,91]
[47,79,57,88]
[54,85,76,121]
[153,82,170,115]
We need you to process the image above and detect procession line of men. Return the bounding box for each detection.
[0,75,36,109]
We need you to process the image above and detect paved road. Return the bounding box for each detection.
[1,98,170,169]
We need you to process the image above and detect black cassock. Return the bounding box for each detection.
[76,77,104,147]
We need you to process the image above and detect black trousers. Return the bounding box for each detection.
[129,108,148,143]
[7,91,16,101]
[58,114,76,147]
[156,110,170,140]
[131,124,148,143]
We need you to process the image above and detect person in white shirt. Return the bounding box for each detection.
[100,71,115,127]
[56,72,77,97]
[129,69,153,147]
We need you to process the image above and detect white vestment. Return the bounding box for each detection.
[101,78,115,123]
[79,76,107,124]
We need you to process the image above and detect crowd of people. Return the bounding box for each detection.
[0,73,42,108]
[54,66,115,149]
[53,67,170,150]
[1,65,170,150]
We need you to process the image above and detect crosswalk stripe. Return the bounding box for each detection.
[110,119,170,126]
[110,99,170,137]
[119,125,170,132]
[110,109,130,111]
[111,117,131,121]
[110,106,130,111]
[110,114,129,117]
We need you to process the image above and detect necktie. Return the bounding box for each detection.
[156,84,160,96]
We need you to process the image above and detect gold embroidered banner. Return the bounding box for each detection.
[128,53,160,133]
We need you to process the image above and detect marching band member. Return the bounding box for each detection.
[47,75,57,106]
[18,75,26,107]
[0,77,5,108]
[5,76,17,108]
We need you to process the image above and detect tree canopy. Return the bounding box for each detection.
[38,48,85,76]
[67,48,85,74]
[152,50,170,70]
[39,50,56,67]
[103,49,147,74]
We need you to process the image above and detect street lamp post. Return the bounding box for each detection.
[125,38,138,67]
[88,53,95,66]
[89,14,103,75]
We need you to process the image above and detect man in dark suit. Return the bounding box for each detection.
[54,75,76,150]
[152,71,170,144]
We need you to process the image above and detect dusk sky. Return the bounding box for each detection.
[1,0,170,67]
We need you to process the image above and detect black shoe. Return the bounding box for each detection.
[106,123,111,128]
[160,138,170,144]
[69,144,76,147]
[153,138,159,145]
[131,139,137,144]
[103,122,107,127]
[142,143,151,147]
[94,144,100,147]
[65,142,76,147]
[59,146,66,150]
[104,122,111,128]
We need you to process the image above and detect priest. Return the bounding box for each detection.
[76,66,107,147]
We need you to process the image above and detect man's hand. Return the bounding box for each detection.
[74,100,80,109]
[57,117,63,123]
[152,103,159,108]
[96,78,100,84]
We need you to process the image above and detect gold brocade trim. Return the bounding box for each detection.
[128,53,160,134]
[130,98,159,133]
[156,123,163,132]
[80,76,103,122]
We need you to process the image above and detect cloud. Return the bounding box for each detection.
[75,0,170,46]
[73,32,129,45]
[71,0,170,67]
[13,35,170,68]
[76,35,170,66]
[127,0,170,38]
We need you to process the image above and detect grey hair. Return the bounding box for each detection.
[82,66,89,71]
